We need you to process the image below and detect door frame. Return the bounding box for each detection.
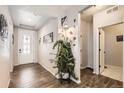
[97,22,124,83]
[99,28,105,74]
[17,28,37,65]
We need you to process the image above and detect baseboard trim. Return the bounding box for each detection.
[38,62,80,84]
[80,66,93,69]
[7,77,10,88]
[80,66,87,69]
[93,71,99,75]
[38,62,57,79]
[10,67,13,72]
[87,66,93,69]
[71,77,81,84]
[14,62,38,67]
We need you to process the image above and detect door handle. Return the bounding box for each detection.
[19,49,22,53]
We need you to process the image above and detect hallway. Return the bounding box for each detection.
[0,5,124,88]
[9,63,123,88]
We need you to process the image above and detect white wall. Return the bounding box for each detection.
[38,6,87,84]
[80,19,93,69]
[38,18,58,77]
[80,20,88,68]
[9,24,14,72]
[103,24,123,66]
[57,6,87,83]
[13,27,37,65]
[13,27,18,66]
[0,6,13,87]
[38,9,82,83]
[87,21,93,68]
[58,9,82,84]
[93,5,124,74]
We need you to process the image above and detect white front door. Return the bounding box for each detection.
[18,29,35,64]
[99,29,105,73]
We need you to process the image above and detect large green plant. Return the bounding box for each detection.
[53,39,77,80]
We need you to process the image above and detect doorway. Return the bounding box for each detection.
[18,29,37,65]
[99,23,123,81]
[79,5,113,72]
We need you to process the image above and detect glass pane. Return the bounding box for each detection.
[23,35,30,54]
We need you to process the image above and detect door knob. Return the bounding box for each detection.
[19,49,22,53]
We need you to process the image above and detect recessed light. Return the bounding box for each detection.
[28,18,31,22]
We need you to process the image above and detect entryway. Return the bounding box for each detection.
[99,23,123,81]
[14,28,37,65]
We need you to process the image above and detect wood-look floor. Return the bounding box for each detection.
[9,63,123,88]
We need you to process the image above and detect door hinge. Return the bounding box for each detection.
[99,32,101,35]
[99,65,101,68]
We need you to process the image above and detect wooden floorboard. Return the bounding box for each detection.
[9,63,123,88]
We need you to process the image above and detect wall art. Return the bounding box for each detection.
[0,14,8,41]
[43,32,53,43]
[116,35,123,42]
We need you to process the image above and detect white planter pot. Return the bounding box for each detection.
[62,73,69,79]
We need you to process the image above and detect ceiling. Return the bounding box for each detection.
[9,5,87,31]
[103,23,123,31]
[81,5,114,22]
[9,9,48,30]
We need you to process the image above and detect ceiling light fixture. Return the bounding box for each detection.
[28,18,31,22]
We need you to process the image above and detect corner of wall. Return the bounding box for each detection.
[71,77,81,84]
[7,76,10,88]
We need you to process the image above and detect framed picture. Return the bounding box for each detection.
[43,32,53,43]
[116,35,123,42]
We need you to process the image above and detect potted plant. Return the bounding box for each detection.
[53,39,78,83]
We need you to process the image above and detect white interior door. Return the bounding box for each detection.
[18,29,35,64]
[99,29,105,73]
